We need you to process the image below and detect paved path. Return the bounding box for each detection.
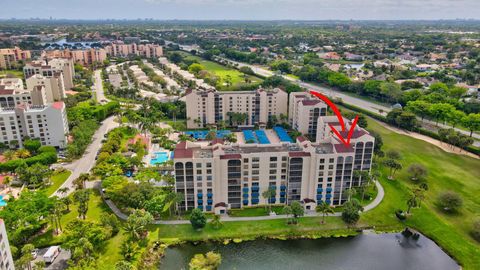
[103,180,384,225]
[52,70,117,198]
[94,69,107,103]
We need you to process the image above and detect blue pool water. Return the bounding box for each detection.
[150,151,173,165]
[0,195,7,207]
[185,130,231,140]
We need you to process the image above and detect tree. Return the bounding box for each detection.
[124,209,153,241]
[448,110,466,128]
[472,219,480,242]
[262,187,276,213]
[290,201,304,224]
[384,150,402,179]
[15,163,51,189]
[428,103,455,126]
[341,200,362,226]
[189,251,222,270]
[407,163,428,181]
[16,243,35,270]
[188,63,205,75]
[15,149,31,159]
[395,111,417,130]
[209,214,223,230]
[462,113,480,137]
[316,202,334,224]
[282,205,293,224]
[23,139,41,154]
[379,82,402,102]
[190,208,207,230]
[406,100,431,120]
[73,189,90,219]
[3,150,17,161]
[73,173,91,190]
[437,191,463,212]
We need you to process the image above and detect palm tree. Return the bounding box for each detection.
[262,187,276,213]
[15,149,31,159]
[73,189,90,219]
[61,196,72,212]
[316,202,335,224]
[170,106,180,123]
[210,214,223,229]
[344,188,357,202]
[73,173,90,190]
[3,150,16,161]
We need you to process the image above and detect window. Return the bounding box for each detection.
[270,157,277,162]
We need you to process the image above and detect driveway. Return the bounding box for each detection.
[33,247,71,270]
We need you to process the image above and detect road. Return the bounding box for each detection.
[216,56,480,144]
[103,180,384,225]
[94,69,107,103]
[52,69,118,198]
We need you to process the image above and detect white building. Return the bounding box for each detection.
[23,58,75,90]
[289,92,328,140]
[185,88,288,129]
[0,78,47,107]
[26,73,66,103]
[0,102,69,148]
[0,219,14,270]
[174,115,374,213]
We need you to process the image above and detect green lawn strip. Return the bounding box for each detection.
[153,216,365,244]
[0,69,24,78]
[43,170,72,196]
[228,206,285,217]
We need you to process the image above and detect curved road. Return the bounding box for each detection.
[52,69,118,198]
[103,180,384,225]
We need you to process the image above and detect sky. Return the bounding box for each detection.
[2,0,480,20]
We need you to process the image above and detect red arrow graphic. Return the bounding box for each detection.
[309,90,359,147]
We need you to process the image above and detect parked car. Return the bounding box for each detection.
[43,246,60,263]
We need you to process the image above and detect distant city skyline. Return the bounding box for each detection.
[2,0,480,20]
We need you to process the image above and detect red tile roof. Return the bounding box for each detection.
[339,130,367,139]
[210,138,224,145]
[174,148,193,159]
[220,154,242,160]
[302,100,321,106]
[334,144,354,153]
[288,152,311,157]
[296,136,307,143]
[52,101,64,110]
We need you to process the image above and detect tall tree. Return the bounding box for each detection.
[316,202,335,224]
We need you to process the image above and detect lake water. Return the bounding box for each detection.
[161,232,459,270]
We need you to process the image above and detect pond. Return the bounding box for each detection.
[161,232,459,270]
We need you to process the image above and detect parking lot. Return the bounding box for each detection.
[33,247,71,270]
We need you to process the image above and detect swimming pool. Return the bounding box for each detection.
[150,151,173,165]
[0,195,7,207]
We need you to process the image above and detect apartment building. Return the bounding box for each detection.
[24,58,75,90]
[185,88,288,129]
[0,102,69,148]
[26,73,66,103]
[289,92,328,140]
[0,47,31,70]
[105,42,163,58]
[42,48,108,66]
[0,78,47,107]
[174,116,374,213]
[0,219,14,270]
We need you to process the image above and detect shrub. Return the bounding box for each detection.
[471,219,480,242]
[437,191,463,212]
[407,163,428,181]
[190,208,207,230]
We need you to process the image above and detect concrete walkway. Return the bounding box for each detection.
[103,180,384,225]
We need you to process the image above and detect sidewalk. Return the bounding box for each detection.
[103,180,384,225]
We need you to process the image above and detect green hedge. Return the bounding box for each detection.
[0,151,57,172]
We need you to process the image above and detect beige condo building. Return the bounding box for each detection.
[26,73,66,103]
[185,88,288,129]
[0,219,14,270]
[42,48,108,66]
[106,42,163,58]
[289,92,328,140]
[24,58,75,90]
[0,47,31,70]
[174,114,374,213]
[0,78,48,108]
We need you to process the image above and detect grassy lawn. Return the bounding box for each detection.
[0,69,23,78]
[42,170,72,196]
[176,51,263,90]
[228,206,285,217]
[30,112,480,268]
[362,118,480,269]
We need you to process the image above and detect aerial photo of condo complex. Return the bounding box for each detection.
[0,0,479,269]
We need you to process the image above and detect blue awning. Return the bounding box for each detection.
[243,200,249,205]
[206,205,212,211]
[207,193,213,198]
[207,199,213,204]
[317,188,323,193]
[197,193,203,198]
[280,191,286,196]
[243,193,249,198]
[198,199,203,205]
[280,185,287,191]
